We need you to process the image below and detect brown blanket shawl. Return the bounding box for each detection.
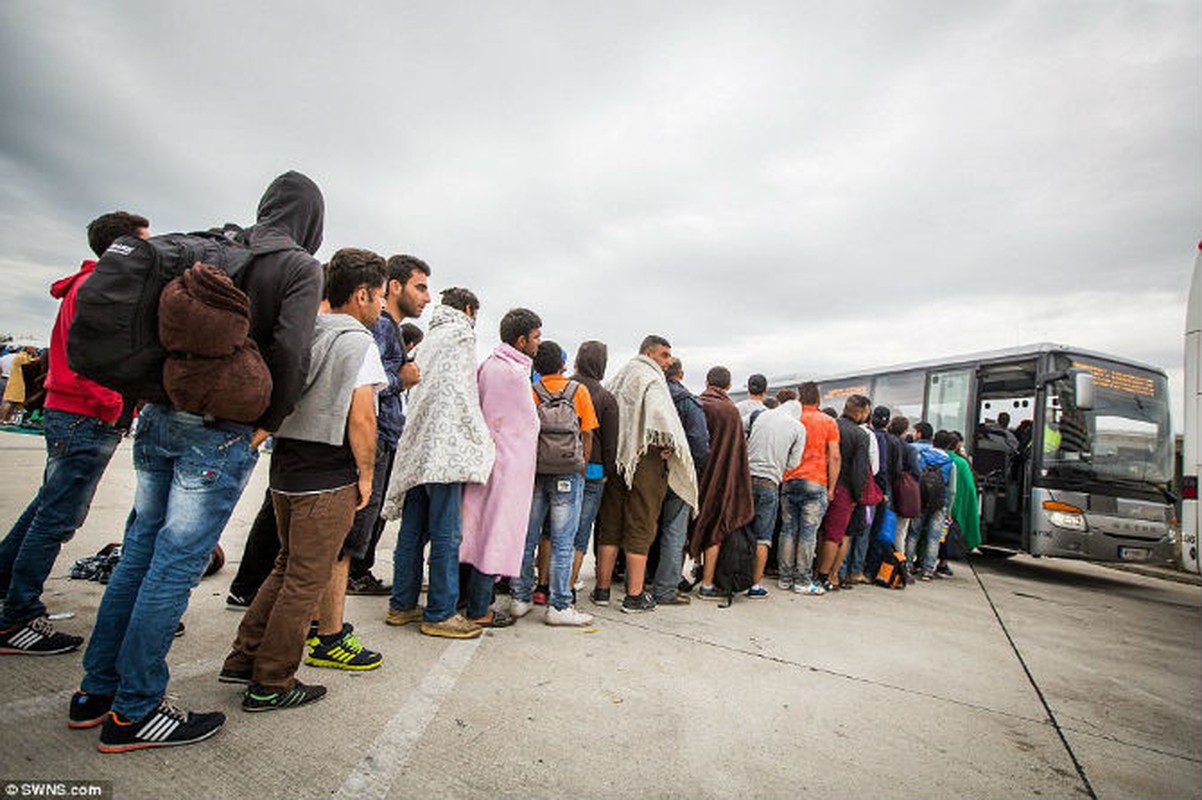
[688,386,754,557]
[159,263,271,422]
[159,263,250,356]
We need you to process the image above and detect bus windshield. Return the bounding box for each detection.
[1041,355,1173,491]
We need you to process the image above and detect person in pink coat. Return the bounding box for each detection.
[459,308,542,627]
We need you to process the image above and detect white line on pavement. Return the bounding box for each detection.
[333,638,481,800]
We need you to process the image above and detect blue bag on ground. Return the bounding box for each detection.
[875,507,898,548]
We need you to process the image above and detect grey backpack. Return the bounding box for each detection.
[534,380,584,475]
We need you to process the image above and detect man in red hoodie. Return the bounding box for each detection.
[0,211,149,656]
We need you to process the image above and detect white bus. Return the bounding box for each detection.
[756,343,1177,564]
[1181,243,1202,573]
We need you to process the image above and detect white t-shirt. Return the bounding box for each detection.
[357,344,389,412]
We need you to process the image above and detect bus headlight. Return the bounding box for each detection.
[1043,500,1087,532]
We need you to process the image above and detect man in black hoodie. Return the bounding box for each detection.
[74,172,324,753]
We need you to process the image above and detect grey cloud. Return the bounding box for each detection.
[1,0,1198,407]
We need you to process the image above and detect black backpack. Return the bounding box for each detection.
[919,462,947,514]
[533,380,584,475]
[68,229,254,403]
[713,526,757,606]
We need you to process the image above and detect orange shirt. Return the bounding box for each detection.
[533,375,598,431]
[783,405,840,485]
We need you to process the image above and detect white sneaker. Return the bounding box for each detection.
[794,581,826,596]
[509,598,533,618]
[545,606,594,627]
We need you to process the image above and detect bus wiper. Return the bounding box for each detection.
[1105,475,1174,502]
[1045,464,1096,483]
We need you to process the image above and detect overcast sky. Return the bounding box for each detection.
[2,1,1198,418]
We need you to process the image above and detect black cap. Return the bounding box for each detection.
[871,405,891,426]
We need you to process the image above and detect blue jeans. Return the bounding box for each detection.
[843,508,870,579]
[514,473,582,611]
[462,564,494,620]
[652,490,690,601]
[391,483,463,623]
[0,410,122,626]
[574,477,605,553]
[777,479,827,585]
[81,404,258,719]
[907,508,947,574]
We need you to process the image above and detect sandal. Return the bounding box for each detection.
[470,609,515,628]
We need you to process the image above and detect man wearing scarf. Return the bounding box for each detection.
[592,336,697,614]
[691,367,755,600]
[458,308,543,628]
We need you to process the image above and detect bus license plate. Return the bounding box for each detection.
[1118,547,1150,562]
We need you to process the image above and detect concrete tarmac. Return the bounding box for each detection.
[0,433,1199,799]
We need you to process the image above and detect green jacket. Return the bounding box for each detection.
[948,452,981,550]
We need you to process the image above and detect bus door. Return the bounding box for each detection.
[974,360,1040,548]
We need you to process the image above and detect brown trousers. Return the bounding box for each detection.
[595,452,668,556]
[224,485,357,690]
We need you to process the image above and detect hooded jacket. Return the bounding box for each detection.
[570,340,618,478]
[747,399,806,484]
[44,261,123,423]
[235,171,325,432]
[275,314,374,446]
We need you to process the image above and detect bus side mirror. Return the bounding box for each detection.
[1074,371,1095,410]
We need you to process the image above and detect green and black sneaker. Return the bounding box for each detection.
[241,680,327,713]
[305,623,383,671]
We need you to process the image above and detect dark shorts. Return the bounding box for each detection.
[596,452,668,556]
[820,484,855,545]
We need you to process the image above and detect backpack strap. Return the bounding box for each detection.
[535,379,578,404]
[747,407,765,436]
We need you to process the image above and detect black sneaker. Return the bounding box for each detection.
[936,562,954,577]
[218,666,253,685]
[97,698,225,752]
[174,621,185,638]
[346,573,392,596]
[588,587,610,607]
[68,691,113,729]
[225,593,252,611]
[620,592,656,614]
[241,680,327,713]
[0,616,83,655]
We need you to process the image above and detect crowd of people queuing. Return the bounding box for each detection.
[0,171,983,753]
